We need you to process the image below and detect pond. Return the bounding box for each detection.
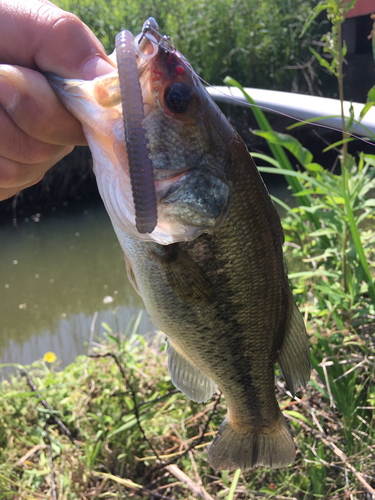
[0,200,155,377]
[0,178,290,376]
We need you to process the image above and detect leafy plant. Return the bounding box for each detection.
[54,0,328,93]
[225,0,375,479]
[2,325,375,498]
[226,1,375,318]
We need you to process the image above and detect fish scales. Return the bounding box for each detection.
[47,19,310,471]
[121,139,288,428]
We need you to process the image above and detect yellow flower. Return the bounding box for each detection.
[43,352,57,363]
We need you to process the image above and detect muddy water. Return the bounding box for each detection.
[0,201,154,376]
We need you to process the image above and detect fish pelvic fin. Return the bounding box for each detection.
[124,253,141,296]
[167,339,216,403]
[276,292,311,396]
[208,413,295,471]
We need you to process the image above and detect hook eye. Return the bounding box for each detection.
[134,33,159,60]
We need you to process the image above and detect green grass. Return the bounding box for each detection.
[225,0,375,314]
[1,316,375,499]
[54,0,329,94]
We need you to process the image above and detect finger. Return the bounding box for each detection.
[0,64,87,146]
[0,106,70,163]
[0,0,115,79]
[0,146,73,201]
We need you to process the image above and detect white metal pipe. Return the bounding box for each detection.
[207,86,375,138]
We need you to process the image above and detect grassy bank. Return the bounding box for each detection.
[1,310,375,499]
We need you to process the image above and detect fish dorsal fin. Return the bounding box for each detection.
[167,339,216,403]
[276,292,311,396]
[153,245,214,303]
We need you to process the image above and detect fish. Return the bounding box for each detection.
[47,21,231,245]
[47,18,310,471]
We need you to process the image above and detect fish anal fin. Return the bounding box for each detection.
[153,245,214,303]
[277,292,311,396]
[167,339,216,403]
[208,413,295,471]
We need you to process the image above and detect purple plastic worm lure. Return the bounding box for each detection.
[115,29,158,234]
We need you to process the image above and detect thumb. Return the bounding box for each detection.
[0,64,87,146]
[0,0,115,79]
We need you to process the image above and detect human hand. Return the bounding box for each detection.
[0,0,115,201]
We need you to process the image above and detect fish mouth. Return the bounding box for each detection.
[159,169,232,229]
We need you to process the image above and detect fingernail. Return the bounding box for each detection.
[81,56,116,80]
[0,74,19,112]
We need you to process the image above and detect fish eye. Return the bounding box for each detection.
[164,83,192,114]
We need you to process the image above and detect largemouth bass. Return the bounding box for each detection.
[48,19,310,471]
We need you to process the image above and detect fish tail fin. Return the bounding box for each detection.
[208,413,295,471]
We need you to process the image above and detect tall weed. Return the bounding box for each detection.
[54,0,328,92]
[226,0,375,467]
[227,1,375,316]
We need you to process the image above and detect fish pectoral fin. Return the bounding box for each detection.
[153,245,214,303]
[276,291,311,396]
[93,73,121,108]
[124,253,141,296]
[167,339,216,403]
